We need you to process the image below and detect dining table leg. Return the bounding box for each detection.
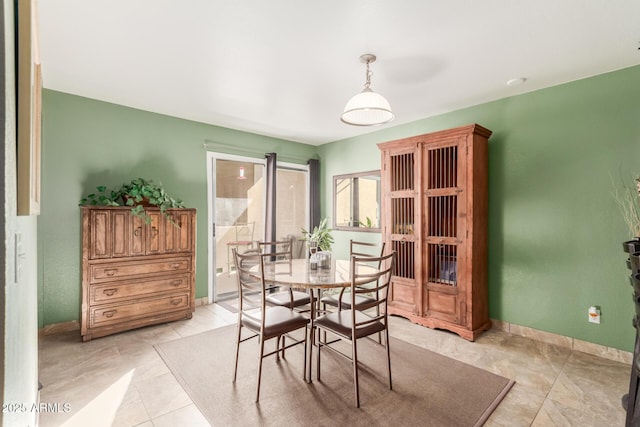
[305,288,326,383]
[306,288,315,383]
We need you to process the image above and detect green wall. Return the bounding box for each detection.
[320,65,640,351]
[41,65,640,352]
[39,91,316,326]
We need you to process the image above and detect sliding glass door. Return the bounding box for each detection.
[208,154,266,301]
[275,163,309,259]
[207,154,309,302]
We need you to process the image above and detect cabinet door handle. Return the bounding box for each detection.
[134,227,142,237]
[103,288,118,296]
[103,310,117,318]
[171,263,181,269]
[171,280,182,286]
[105,269,118,277]
[170,298,182,306]
[151,227,158,237]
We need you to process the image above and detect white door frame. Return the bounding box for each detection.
[206,151,266,304]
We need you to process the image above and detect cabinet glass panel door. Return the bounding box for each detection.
[424,140,465,323]
[386,150,420,314]
[389,152,416,280]
[425,144,459,287]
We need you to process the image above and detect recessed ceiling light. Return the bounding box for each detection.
[506,77,527,86]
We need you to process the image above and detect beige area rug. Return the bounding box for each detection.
[155,325,514,427]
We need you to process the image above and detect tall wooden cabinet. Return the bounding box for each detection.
[81,206,196,341]
[378,124,491,341]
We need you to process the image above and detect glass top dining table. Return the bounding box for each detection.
[249,257,376,382]
[258,258,356,289]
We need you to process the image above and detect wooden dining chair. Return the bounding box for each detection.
[258,240,313,311]
[320,240,386,310]
[231,248,310,402]
[226,221,255,275]
[314,251,396,407]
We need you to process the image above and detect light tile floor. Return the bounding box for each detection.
[38,304,631,426]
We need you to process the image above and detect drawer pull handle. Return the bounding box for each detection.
[171,280,182,286]
[103,288,118,296]
[105,269,118,277]
[171,263,181,269]
[134,227,142,237]
[152,227,158,237]
[170,298,182,306]
[103,310,117,318]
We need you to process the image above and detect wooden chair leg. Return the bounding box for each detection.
[352,338,360,408]
[281,335,286,359]
[316,329,322,381]
[256,337,266,402]
[386,327,392,390]
[232,323,242,382]
[376,307,382,344]
[321,302,328,345]
[302,325,308,382]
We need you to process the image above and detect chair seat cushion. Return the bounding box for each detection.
[266,290,312,308]
[320,293,376,310]
[314,310,385,339]
[242,306,309,339]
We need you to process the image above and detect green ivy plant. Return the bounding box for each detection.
[79,178,185,224]
[79,185,120,207]
[301,217,334,251]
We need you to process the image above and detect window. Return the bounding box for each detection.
[333,170,381,232]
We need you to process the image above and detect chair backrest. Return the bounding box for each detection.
[350,241,386,282]
[350,251,396,317]
[232,248,264,313]
[350,240,385,263]
[257,240,293,264]
[233,221,255,243]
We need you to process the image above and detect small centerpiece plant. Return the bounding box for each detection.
[301,217,334,251]
[79,178,185,224]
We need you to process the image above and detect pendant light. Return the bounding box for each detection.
[341,54,394,126]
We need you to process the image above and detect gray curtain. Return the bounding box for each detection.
[265,153,277,242]
[308,158,320,230]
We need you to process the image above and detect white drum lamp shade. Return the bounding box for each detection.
[341,54,394,126]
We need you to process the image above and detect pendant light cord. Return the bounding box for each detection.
[364,60,372,89]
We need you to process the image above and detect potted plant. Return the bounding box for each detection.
[301,217,334,251]
[79,178,185,224]
[612,174,640,237]
[359,216,374,228]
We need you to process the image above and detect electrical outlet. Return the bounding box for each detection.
[588,306,601,324]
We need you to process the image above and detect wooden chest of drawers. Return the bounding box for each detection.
[81,207,196,341]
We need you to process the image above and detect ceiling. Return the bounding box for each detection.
[37,1,640,146]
